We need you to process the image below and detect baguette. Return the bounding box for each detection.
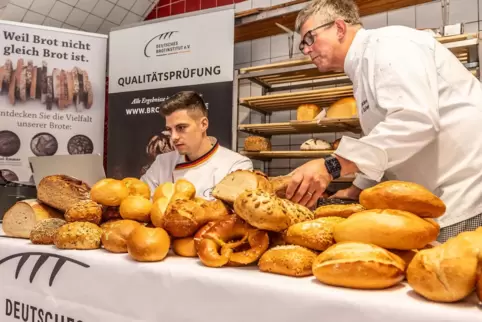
[3,199,63,239]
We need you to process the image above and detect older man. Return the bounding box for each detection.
[285,0,482,242]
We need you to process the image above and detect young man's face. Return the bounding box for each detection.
[165,109,208,156]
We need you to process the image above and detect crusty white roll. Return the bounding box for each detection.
[172,237,197,257]
[333,209,439,250]
[91,178,129,207]
[150,197,170,228]
[212,170,273,204]
[359,180,446,218]
[64,199,102,225]
[314,204,365,219]
[121,177,151,199]
[153,182,174,202]
[153,179,196,203]
[126,226,171,262]
[101,219,142,253]
[283,217,345,251]
[312,242,406,289]
[119,196,153,222]
[54,222,103,250]
[258,245,317,277]
[407,230,482,303]
[233,189,314,232]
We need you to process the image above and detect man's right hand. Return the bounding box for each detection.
[329,185,362,200]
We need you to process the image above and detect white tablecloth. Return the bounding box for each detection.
[0,227,481,322]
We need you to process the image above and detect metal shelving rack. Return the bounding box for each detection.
[232,32,481,184]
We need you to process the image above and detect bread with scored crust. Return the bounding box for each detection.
[212,170,273,204]
[259,245,317,277]
[37,175,91,212]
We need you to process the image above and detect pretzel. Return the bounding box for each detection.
[197,216,269,268]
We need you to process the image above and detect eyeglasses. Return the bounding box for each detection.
[299,20,352,52]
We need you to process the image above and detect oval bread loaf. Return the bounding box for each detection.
[314,204,365,219]
[37,175,90,212]
[258,245,317,277]
[283,217,345,251]
[312,242,406,289]
[359,180,446,218]
[212,170,273,204]
[91,179,129,207]
[54,222,103,250]
[333,209,440,250]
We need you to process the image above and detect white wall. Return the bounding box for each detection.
[233,0,481,175]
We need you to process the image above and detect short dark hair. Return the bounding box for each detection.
[160,91,208,117]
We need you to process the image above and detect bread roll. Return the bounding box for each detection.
[300,139,332,151]
[284,217,345,251]
[212,170,273,204]
[153,179,196,203]
[54,222,103,250]
[407,233,481,302]
[101,219,142,253]
[153,182,174,202]
[326,97,357,118]
[91,179,129,207]
[163,199,206,237]
[102,206,122,222]
[333,209,439,250]
[359,181,446,218]
[30,218,67,245]
[150,197,170,228]
[121,177,150,199]
[172,237,197,257]
[314,204,365,218]
[126,226,170,262]
[258,245,317,277]
[37,175,90,212]
[312,242,406,289]
[269,175,291,198]
[244,136,271,152]
[3,199,63,239]
[233,189,314,232]
[119,196,153,222]
[296,104,321,121]
[64,200,102,225]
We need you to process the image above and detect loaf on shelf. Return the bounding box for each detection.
[3,199,63,238]
[296,104,322,121]
[300,138,332,151]
[326,97,357,118]
[244,136,271,152]
[37,175,91,212]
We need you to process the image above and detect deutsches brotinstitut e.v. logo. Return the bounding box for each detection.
[143,31,191,58]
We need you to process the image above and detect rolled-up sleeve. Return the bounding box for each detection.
[335,38,440,181]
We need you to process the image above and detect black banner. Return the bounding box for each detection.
[106,81,233,179]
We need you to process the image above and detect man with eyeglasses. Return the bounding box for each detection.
[285,0,482,242]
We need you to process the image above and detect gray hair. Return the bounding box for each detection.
[295,0,362,33]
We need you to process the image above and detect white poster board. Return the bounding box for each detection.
[0,21,108,182]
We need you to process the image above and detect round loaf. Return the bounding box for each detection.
[30,218,67,245]
[258,245,317,277]
[172,237,197,257]
[119,196,153,222]
[359,180,446,218]
[54,222,103,250]
[64,200,102,225]
[163,199,205,237]
[91,179,129,207]
[234,189,314,232]
[127,226,171,262]
[284,217,345,251]
[101,219,142,253]
[312,242,406,289]
[121,177,150,199]
[314,204,365,218]
[333,209,440,250]
[407,235,480,303]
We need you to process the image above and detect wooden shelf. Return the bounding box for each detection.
[241,150,335,160]
[238,119,362,136]
[240,85,353,113]
[234,0,433,43]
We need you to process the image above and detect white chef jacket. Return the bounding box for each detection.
[141,139,253,200]
[335,26,482,228]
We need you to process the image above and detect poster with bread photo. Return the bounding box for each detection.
[0,20,107,182]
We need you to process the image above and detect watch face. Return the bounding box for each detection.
[325,156,341,178]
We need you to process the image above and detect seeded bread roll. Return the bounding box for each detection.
[64,200,103,225]
[258,245,317,277]
[30,218,67,245]
[233,189,314,232]
[54,222,103,250]
[284,217,345,251]
[37,175,91,212]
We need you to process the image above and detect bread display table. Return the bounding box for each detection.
[0,230,481,322]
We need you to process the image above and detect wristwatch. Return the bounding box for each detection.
[324,155,341,179]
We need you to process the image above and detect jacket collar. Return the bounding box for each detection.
[344,28,369,82]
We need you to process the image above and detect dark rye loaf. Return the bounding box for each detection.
[37,174,91,212]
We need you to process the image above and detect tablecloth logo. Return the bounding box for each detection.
[0,252,89,287]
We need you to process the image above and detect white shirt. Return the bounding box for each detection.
[141,139,253,200]
[336,26,482,228]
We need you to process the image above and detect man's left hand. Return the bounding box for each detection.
[285,159,332,208]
